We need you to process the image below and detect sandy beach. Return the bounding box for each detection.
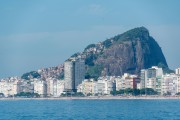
[1,96,180,100]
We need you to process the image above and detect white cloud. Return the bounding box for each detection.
[75,4,107,16]
[88,4,106,15]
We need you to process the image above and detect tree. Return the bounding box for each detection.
[15,92,40,98]
[85,64,103,80]
[163,91,171,96]
[21,71,41,80]
[87,93,93,96]
[140,88,158,95]
[0,93,4,97]
[111,88,157,96]
[85,44,96,51]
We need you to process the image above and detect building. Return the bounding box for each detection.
[48,78,65,97]
[20,80,34,93]
[77,79,95,95]
[176,68,180,75]
[161,74,178,96]
[94,78,116,95]
[64,58,85,92]
[116,73,140,90]
[34,80,47,97]
[140,69,147,89]
[146,78,156,90]
[176,75,180,93]
[156,76,162,94]
[77,77,116,96]
[140,66,163,89]
[0,78,22,97]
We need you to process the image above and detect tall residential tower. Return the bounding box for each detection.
[64,58,85,92]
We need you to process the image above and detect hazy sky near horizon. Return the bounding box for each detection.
[0,0,180,78]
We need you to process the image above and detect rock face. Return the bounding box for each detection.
[82,27,168,78]
[21,27,169,80]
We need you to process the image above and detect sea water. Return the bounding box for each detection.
[0,99,179,120]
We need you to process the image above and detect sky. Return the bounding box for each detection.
[0,0,180,79]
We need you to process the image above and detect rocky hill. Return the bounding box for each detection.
[72,27,169,79]
[21,27,171,80]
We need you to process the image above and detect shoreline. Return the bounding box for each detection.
[1,96,180,100]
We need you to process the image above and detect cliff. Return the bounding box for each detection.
[21,27,170,80]
[80,27,169,79]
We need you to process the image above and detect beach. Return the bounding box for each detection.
[1,96,180,100]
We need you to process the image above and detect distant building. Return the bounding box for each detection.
[77,79,95,95]
[116,73,140,90]
[161,74,178,95]
[146,78,156,90]
[140,66,163,90]
[95,76,116,95]
[77,77,116,96]
[94,79,116,95]
[176,68,180,75]
[20,80,34,93]
[34,80,47,97]
[176,75,180,93]
[140,69,147,89]
[64,58,85,92]
[49,78,65,97]
[0,78,22,97]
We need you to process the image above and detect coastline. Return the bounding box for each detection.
[1,96,180,100]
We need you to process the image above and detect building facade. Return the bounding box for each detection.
[64,58,85,92]
[140,66,163,90]
[0,78,22,97]
[176,68,180,75]
[34,80,47,97]
[49,78,65,97]
[116,73,140,90]
[77,79,95,95]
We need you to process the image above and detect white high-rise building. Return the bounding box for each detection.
[146,78,156,90]
[34,80,47,97]
[49,79,65,97]
[94,79,115,95]
[0,79,22,97]
[116,73,140,90]
[64,58,85,92]
[176,76,180,93]
[176,68,180,75]
[140,66,163,89]
[140,69,148,89]
[161,74,178,96]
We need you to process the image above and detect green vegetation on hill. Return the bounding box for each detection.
[85,44,96,50]
[85,64,103,80]
[85,53,98,66]
[21,71,41,80]
[117,27,149,41]
[102,39,112,48]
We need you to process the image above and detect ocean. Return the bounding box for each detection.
[0,99,179,120]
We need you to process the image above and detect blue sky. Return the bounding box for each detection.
[0,0,180,78]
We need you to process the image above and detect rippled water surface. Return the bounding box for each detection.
[0,99,180,120]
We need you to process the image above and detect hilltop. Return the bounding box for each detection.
[21,27,172,80]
